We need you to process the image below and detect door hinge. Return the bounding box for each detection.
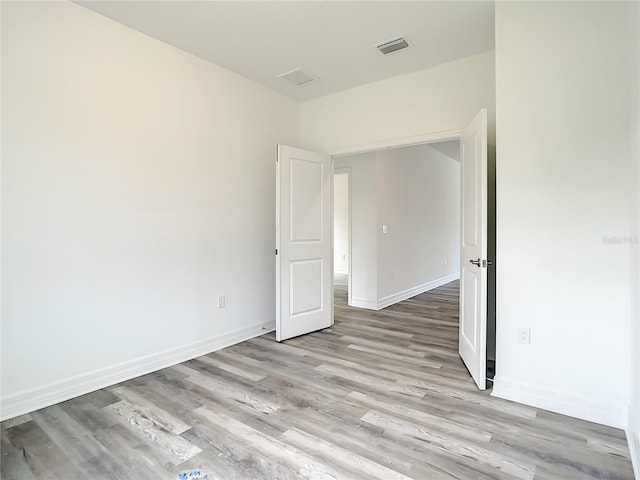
[275,249,278,255]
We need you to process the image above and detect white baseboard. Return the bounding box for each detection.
[376,273,459,310]
[350,296,379,310]
[349,273,459,311]
[492,376,627,429]
[628,402,640,479]
[628,429,640,480]
[0,320,275,422]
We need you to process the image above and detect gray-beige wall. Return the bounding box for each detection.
[1,1,298,419]
[492,1,638,432]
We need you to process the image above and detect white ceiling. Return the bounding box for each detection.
[76,1,495,102]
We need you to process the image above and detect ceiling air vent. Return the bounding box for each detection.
[376,36,409,55]
[278,68,317,86]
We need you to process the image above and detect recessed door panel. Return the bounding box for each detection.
[460,268,478,349]
[290,259,323,316]
[462,139,479,248]
[290,158,323,243]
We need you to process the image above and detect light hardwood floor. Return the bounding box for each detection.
[1,278,634,479]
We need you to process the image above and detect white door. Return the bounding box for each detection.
[459,109,489,390]
[276,145,333,341]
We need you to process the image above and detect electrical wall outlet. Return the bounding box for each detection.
[218,296,226,309]
[518,327,531,345]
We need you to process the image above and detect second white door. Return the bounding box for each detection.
[276,145,333,342]
[459,109,489,390]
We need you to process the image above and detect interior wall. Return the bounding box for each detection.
[376,144,459,304]
[300,51,496,155]
[493,1,637,429]
[629,2,640,474]
[1,1,299,419]
[333,173,349,275]
[334,144,459,310]
[631,102,640,476]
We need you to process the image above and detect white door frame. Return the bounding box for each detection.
[330,129,463,158]
[333,167,352,306]
[329,131,464,309]
[328,129,464,306]
[327,126,491,383]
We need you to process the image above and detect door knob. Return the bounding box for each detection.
[469,258,482,266]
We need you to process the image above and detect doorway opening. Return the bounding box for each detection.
[276,113,494,389]
[333,168,351,307]
[331,138,496,388]
[332,141,460,309]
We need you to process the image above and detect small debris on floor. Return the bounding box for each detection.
[177,467,208,479]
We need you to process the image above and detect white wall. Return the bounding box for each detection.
[493,1,638,429]
[376,145,460,304]
[333,173,349,275]
[334,144,459,310]
[1,1,298,419]
[301,50,494,309]
[300,51,496,155]
[629,3,640,474]
[631,114,640,476]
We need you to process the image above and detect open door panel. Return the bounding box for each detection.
[459,109,489,390]
[276,145,333,341]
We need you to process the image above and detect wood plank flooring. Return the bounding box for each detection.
[1,278,635,479]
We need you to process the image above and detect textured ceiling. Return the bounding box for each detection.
[76,1,495,102]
